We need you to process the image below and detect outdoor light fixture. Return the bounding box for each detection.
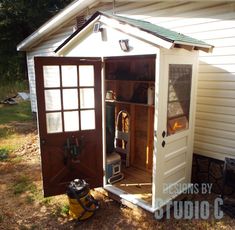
[119,39,130,52]
[93,22,103,33]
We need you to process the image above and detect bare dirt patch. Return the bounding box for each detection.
[0,121,234,230]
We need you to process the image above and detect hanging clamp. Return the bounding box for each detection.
[63,136,84,165]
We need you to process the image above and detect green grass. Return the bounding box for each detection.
[40,197,53,205]
[59,204,70,215]
[0,81,28,101]
[10,155,24,164]
[51,203,70,217]
[0,101,32,125]
[11,175,37,195]
[0,214,4,223]
[0,148,9,161]
[26,191,53,205]
[0,80,31,126]
[0,126,15,139]
[24,184,53,205]
[0,100,33,154]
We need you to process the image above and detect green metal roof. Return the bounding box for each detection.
[55,11,213,53]
[102,11,211,48]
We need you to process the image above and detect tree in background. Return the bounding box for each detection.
[0,0,73,83]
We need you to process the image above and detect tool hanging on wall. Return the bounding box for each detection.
[63,136,84,165]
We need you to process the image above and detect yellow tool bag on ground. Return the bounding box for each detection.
[67,179,99,221]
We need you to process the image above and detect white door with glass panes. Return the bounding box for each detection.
[153,53,198,209]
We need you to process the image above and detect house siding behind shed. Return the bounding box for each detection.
[114,1,235,160]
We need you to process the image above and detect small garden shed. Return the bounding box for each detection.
[33,11,213,215]
[17,1,235,165]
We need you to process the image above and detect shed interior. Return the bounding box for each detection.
[104,54,155,204]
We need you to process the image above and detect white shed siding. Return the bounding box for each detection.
[116,1,235,160]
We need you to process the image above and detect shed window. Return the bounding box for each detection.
[167,64,192,136]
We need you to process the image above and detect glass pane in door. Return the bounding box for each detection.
[46,112,62,133]
[64,111,79,131]
[43,66,60,88]
[62,65,78,87]
[79,65,94,86]
[44,89,61,111]
[80,88,94,109]
[81,110,95,130]
[63,89,78,110]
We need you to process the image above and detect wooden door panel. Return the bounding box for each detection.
[35,57,103,197]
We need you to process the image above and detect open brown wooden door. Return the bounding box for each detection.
[35,57,103,197]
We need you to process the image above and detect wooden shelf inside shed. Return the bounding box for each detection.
[105,79,155,84]
[105,99,154,108]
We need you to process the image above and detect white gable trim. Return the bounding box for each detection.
[56,16,101,56]
[99,15,173,49]
[56,14,173,55]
